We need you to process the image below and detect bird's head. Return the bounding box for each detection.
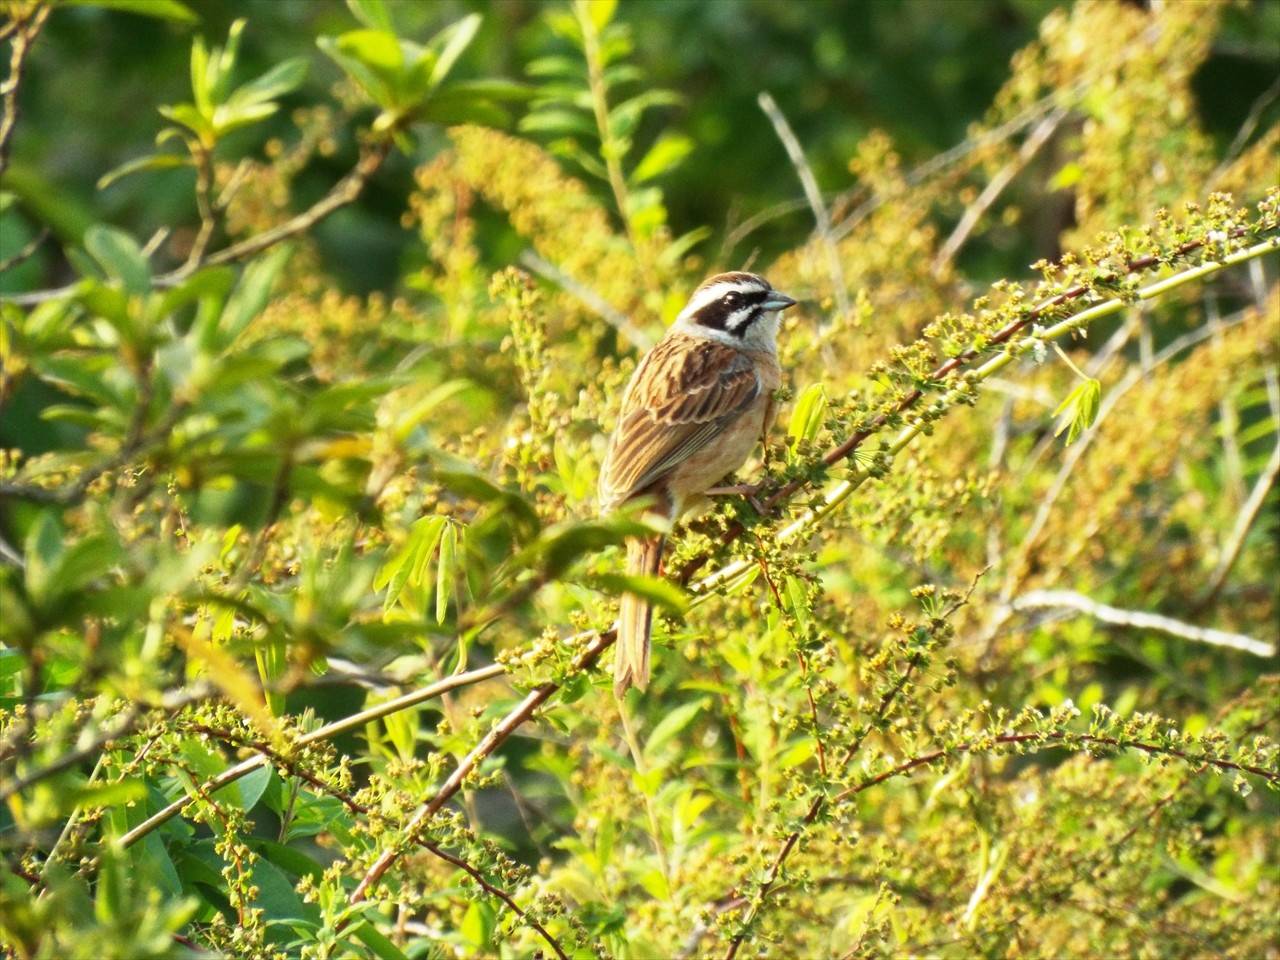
[673,271,798,351]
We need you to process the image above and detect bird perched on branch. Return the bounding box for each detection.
[599,272,797,695]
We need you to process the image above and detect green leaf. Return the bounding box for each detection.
[157,102,212,142]
[227,57,309,110]
[788,382,827,454]
[211,100,281,138]
[519,109,598,138]
[353,922,411,960]
[526,55,581,79]
[631,132,693,184]
[461,900,496,951]
[645,698,705,757]
[318,30,403,109]
[424,13,482,93]
[84,224,151,295]
[97,153,191,191]
[583,0,618,32]
[592,572,688,616]
[1053,377,1102,446]
[62,0,198,23]
[345,0,394,32]
[213,245,293,349]
[435,522,456,624]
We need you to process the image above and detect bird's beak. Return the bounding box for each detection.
[762,292,798,311]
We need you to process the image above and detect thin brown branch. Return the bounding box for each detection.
[118,661,506,847]
[0,3,49,177]
[348,630,614,905]
[173,723,567,960]
[1198,437,1280,607]
[932,106,1067,275]
[758,91,850,328]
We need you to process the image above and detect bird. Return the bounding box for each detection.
[599,271,798,695]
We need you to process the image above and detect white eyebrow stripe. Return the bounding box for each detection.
[676,280,766,322]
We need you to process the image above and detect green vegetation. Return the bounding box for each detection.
[1,1,1277,957]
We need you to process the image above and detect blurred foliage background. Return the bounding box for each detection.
[1,0,1278,958]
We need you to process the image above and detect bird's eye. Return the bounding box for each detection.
[724,293,740,306]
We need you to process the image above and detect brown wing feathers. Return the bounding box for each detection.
[599,334,760,512]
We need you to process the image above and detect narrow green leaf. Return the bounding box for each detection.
[62,0,197,23]
[788,382,828,450]
[435,522,455,624]
[426,13,482,92]
[84,224,151,295]
[631,132,693,184]
[97,153,191,191]
[227,57,309,109]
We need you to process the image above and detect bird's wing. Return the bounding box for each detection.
[599,334,760,511]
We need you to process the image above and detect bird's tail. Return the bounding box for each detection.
[615,533,665,696]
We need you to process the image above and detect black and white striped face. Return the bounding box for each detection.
[673,272,797,350]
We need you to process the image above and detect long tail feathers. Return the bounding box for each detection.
[615,534,664,696]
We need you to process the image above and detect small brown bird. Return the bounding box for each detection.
[599,271,797,694]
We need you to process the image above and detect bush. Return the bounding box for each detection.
[1,1,1277,957]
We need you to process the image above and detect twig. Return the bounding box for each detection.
[1197,438,1280,607]
[181,723,570,960]
[1009,589,1274,658]
[758,91,850,328]
[2,140,392,306]
[0,402,186,505]
[831,732,1278,806]
[118,662,505,847]
[0,226,48,273]
[932,107,1067,275]
[0,4,49,177]
[0,683,216,803]
[348,631,613,905]
[1209,73,1280,187]
[518,249,653,349]
[689,237,1280,597]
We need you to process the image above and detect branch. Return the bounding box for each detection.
[0,683,216,804]
[348,632,613,904]
[932,106,1067,275]
[0,225,48,273]
[179,723,569,960]
[831,731,1279,806]
[1010,589,1275,658]
[690,235,1280,597]
[0,3,49,177]
[1198,438,1280,607]
[517,249,653,349]
[117,662,504,848]
[758,91,850,328]
[2,140,392,306]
